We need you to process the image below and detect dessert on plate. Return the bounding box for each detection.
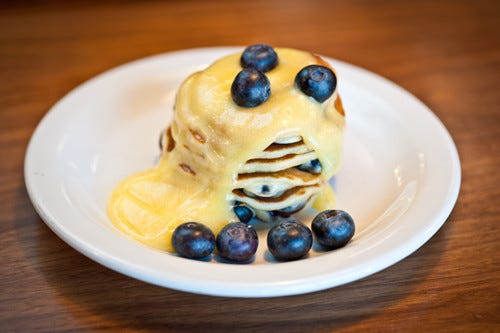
[108,44,345,251]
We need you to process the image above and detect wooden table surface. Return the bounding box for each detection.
[1,1,498,331]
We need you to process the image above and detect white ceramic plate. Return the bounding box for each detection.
[25,47,460,297]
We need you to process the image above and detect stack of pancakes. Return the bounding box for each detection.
[231,135,324,222]
[157,47,345,225]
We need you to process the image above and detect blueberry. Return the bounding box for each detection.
[216,222,258,262]
[267,220,313,261]
[297,158,322,174]
[231,68,271,107]
[172,222,215,259]
[233,202,254,223]
[295,65,337,103]
[312,210,355,249]
[241,44,278,73]
[261,185,270,194]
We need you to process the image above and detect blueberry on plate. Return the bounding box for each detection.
[295,65,337,103]
[231,68,271,107]
[216,222,258,262]
[241,44,279,73]
[267,220,313,261]
[172,222,215,259]
[311,210,355,249]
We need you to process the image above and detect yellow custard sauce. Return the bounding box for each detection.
[108,48,345,252]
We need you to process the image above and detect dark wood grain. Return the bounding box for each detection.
[1,1,499,332]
